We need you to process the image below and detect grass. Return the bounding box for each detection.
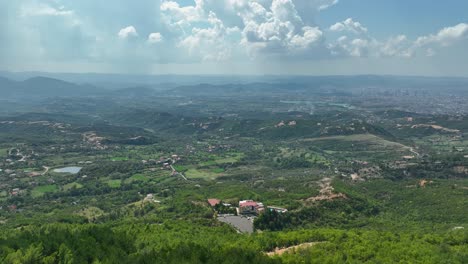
[31,185,58,198]
[199,152,244,167]
[0,148,8,158]
[106,179,122,188]
[185,169,222,179]
[63,182,83,191]
[173,165,188,172]
[124,174,149,183]
[301,134,412,161]
[211,168,225,173]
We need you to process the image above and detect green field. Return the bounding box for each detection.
[31,185,58,198]
[106,179,122,188]
[199,152,244,166]
[185,168,223,179]
[0,148,8,158]
[125,173,149,183]
[63,182,84,191]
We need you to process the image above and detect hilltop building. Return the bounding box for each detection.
[239,200,264,215]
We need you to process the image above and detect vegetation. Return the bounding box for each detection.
[0,76,467,263]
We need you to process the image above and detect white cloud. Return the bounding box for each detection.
[21,3,74,17]
[328,18,417,58]
[380,35,412,57]
[159,0,328,60]
[160,1,241,61]
[292,0,339,12]
[148,32,163,43]
[329,34,414,58]
[237,0,325,57]
[177,12,240,61]
[118,26,138,39]
[3,0,468,74]
[160,1,203,31]
[289,26,323,50]
[415,23,468,47]
[316,0,339,11]
[329,18,367,34]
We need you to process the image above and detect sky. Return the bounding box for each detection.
[1,0,468,76]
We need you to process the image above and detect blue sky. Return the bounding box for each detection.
[1,0,467,76]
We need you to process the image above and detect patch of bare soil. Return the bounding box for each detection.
[83,132,107,150]
[266,242,322,256]
[411,124,460,133]
[305,177,347,202]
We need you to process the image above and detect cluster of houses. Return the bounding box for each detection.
[208,198,287,216]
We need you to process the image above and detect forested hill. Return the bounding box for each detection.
[0,221,466,263]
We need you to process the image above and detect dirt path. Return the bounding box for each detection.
[266,242,322,256]
[41,166,50,176]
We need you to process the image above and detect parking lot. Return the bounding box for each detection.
[217,215,254,234]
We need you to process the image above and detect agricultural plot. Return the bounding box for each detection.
[302,134,414,161]
[31,185,58,198]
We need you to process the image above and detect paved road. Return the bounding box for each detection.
[218,215,254,234]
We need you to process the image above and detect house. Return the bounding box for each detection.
[207,199,221,207]
[239,200,264,215]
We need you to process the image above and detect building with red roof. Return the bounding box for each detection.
[207,199,221,207]
[239,200,264,215]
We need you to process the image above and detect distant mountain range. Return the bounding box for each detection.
[0,76,104,99]
[0,76,162,100]
[1,73,468,100]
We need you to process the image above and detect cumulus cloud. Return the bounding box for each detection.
[1,0,467,73]
[329,18,367,34]
[159,1,241,61]
[328,18,413,58]
[118,26,138,39]
[329,34,415,58]
[148,32,163,44]
[328,22,468,59]
[415,23,468,47]
[379,35,413,57]
[236,0,325,58]
[158,0,331,60]
[178,12,240,61]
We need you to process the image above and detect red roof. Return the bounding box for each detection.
[207,199,221,207]
[239,201,259,207]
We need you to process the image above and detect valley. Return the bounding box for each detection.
[0,75,467,263]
